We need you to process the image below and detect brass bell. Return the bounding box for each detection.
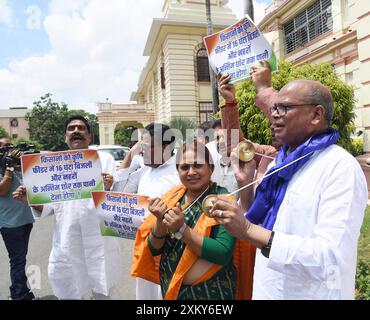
[236,139,255,162]
[201,194,218,217]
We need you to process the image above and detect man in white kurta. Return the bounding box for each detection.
[209,78,368,299]
[15,116,122,299]
[112,123,180,300]
[35,151,121,299]
[252,144,367,299]
[202,120,238,193]
[206,138,238,193]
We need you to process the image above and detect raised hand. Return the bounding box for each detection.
[118,141,143,170]
[209,196,251,240]
[163,203,184,233]
[230,149,256,183]
[217,73,236,103]
[130,141,143,158]
[148,197,168,220]
[13,185,28,202]
[102,173,113,190]
[251,60,272,92]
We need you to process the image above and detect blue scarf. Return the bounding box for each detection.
[246,128,340,230]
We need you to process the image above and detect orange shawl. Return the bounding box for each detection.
[131,185,256,300]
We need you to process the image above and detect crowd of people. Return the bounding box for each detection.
[1,61,367,300]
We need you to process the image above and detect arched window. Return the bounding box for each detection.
[10,118,18,127]
[197,49,210,82]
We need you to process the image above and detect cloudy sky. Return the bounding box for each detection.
[0,0,271,113]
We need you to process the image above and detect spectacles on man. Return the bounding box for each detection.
[270,103,317,116]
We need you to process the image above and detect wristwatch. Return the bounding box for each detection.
[173,223,187,240]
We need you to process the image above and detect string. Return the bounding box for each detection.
[254,152,275,160]
[161,151,313,205]
[161,189,182,203]
[228,151,314,196]
[166,185,209,239]
[182,186,210,214]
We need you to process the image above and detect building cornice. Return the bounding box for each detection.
[143,18,234,56]
[259,0,320,31]
[259,0,295,30]
[133,19,235,100]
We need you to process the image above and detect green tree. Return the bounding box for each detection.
[0,125,10,138]
[12,137,40,149]
[237,60,357,153]
[169,117,197,144]
[114,124,136,147]
[27,93,99,151]
[27,93,69,151]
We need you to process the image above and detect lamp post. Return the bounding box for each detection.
[244,0,254,21]
[205,0,219,115]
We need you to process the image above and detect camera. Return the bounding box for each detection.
[0,143,40,173]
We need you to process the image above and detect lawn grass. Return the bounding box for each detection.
[356,206,370,299]
[358,206,370,262]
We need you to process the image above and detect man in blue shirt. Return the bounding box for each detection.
[0,136,35,300]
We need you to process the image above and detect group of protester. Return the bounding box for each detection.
[1,61,367,300]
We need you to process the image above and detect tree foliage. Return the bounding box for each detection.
[0,125,10,139]
[237,60,357,153]
[169,117,197,143]
[114,124,137,147]
[27,93,99,151]
[12,137,40,149]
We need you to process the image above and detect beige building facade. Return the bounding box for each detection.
[97,0,237,145]
[259,0,370,151]
[96,102,155,145]
[98,0,370,148]
[0,107,30,140]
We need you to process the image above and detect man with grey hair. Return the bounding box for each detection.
[210,68,367,299]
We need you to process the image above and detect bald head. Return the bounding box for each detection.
[281,80,334,123]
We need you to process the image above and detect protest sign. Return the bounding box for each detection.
[21,149,103,205]
[203,16,278,83]
[92,191,149,239]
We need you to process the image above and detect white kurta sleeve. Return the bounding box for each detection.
[112,167,144,194]
[31,204,54,219]
[97,151,116,175]
[267,159,367,281]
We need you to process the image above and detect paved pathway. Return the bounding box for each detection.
[0,216,136,300]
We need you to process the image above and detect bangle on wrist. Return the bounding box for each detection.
[151,228,166,240]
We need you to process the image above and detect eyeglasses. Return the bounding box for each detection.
[270,103,317,116]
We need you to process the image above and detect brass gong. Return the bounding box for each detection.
[236,139,255,162]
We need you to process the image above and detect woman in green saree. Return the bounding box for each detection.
[133,142,240,300]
